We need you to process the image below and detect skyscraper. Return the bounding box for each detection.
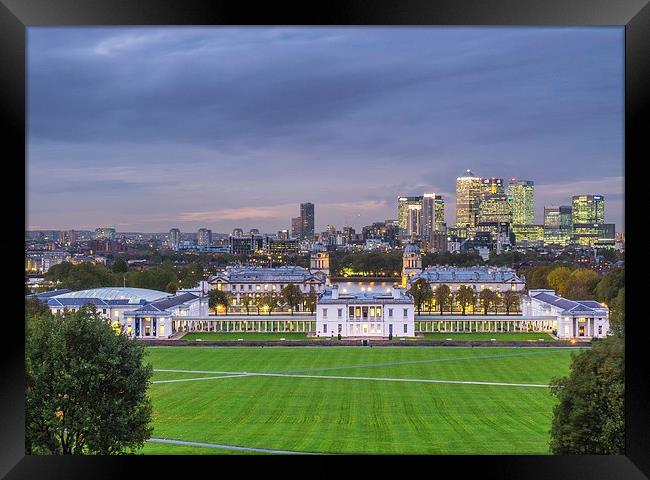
[291,217,302,239]
[197,228,212,247]
[572,195,605,224]
[169,228,181,251]
[434,195,445,231]
[477,193,513,224]
[481,177,504,195]
[508,179,535,225]
[300,202,315,240]
[455,170,482,227]
[397,196,422,238]
[544,206,573,230]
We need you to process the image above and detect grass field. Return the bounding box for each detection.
[180,332,558,342]
[143,346,582,454]
[182,332,315,341]
[418,332,557,342]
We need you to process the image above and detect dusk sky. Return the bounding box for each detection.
[27,27,624,234]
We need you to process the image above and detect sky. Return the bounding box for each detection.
[27,27,624,234]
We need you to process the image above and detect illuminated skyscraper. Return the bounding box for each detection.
[477,193,513,224]
[508,179,535,225]
[397,196,422,238]
[455,170,482,227]
[544,205,572,230]
[481,177,504,195]
[572,195,605,224]
[421,194,446,241]
[300,202,315,240]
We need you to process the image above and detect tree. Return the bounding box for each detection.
[609,287,625,337]
[112,257,128,274]
[263,295,280,314]
[26,305,153,454]
[549,335,624,454]
[502,290,520,315]
[479,289,497,315]
[281,284,303,315]
[165,282,178,294]
[594,268,625,305]
[241,295,252,315]
[563,268,601,300]
[208,289,229,315]
[433,284,451,314]
[407,278,433,315]
[547,266,572,295]
[455,285,476,315]
[25,297,51,317]
[304,291,317,315]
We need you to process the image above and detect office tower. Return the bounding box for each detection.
[481,177,505,195]
[169,228,181,250]
[231,228,244,238]
[197,228,212,247]
[421,194,435,241]
[68,229,77,245]
[95,227,116,241]
[434,195,445,231]
[477,193,512,224]
[508,179,535,225]
[455,170,482,227]
[572,195,605,224]
[397,196,422,238]
[277,229,289,240]
[544,206,572,230]
[291,217,302,239]
[300,202,315,240]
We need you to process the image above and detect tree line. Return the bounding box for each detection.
[208,284,317,315]
[406,279,521,315]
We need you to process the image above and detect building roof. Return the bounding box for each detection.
[208,266,325,283]
[403,243,420,255]
[50,287,169,304]
[413,266,523,283]
[531,291,608,315]
[28,289,72,300]
[319,287,413,304]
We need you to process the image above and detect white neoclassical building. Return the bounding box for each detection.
[522,289,610,339]
[316,285,415,337]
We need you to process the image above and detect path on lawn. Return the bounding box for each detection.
[148,437,324,454]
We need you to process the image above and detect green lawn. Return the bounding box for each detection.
[416,332,558,342]
[143,346,582,454]
[181,332,313,341]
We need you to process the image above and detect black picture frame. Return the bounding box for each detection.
[3,0,647,478]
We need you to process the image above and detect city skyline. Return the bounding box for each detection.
[27,27,624,232]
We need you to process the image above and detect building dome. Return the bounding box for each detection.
[311,242,327,254]
[51,287,169,304]
[403,243,420,255]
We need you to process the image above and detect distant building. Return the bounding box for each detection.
[300,202,315,240]
[455,170,482,227]
[481,177,504,195]
[477,193,512,224]
[231,228,244,238]
[572,195,605,225]
[291,216,302,239]
[94,227,116,241]
[507,179,534,225]
[197,228,212,247]
[277,229,290,240]
[511,224,544,245]
[169,228,181,251]
[397,196,422,238]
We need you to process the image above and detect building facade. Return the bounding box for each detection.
[455,170,483,227]
[300,202,315,240]
[507,179,535,225]
[316,285,415,337]
[522,289,609,339]
[197,228,212,247]
[572,195,605,225]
